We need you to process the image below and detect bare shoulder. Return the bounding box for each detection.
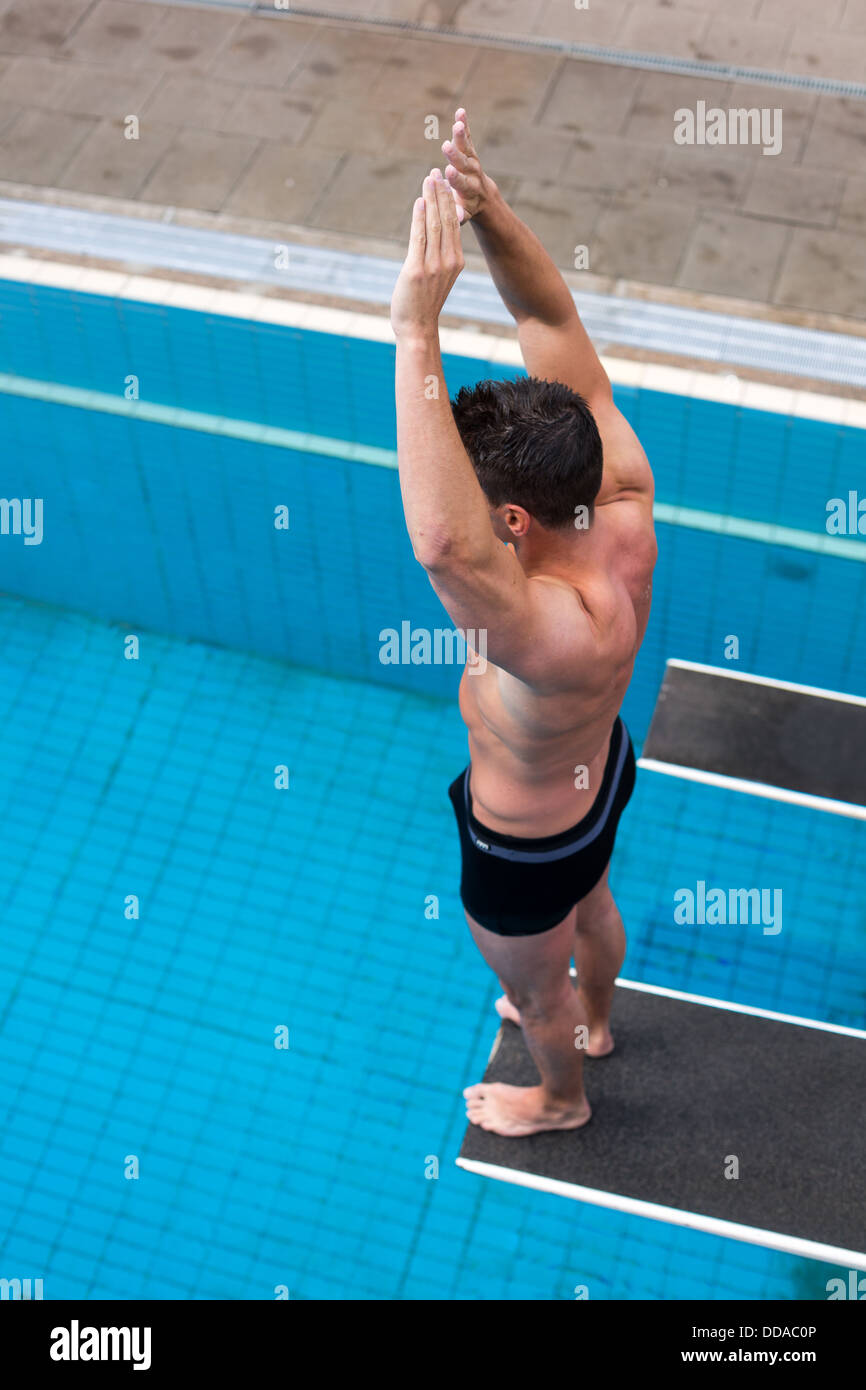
[589,391,655,508]
[518,567,637,696]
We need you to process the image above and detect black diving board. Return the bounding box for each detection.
[457,981,866,1269]
[640,660,866,816]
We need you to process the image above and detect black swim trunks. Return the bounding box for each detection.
[447,717,636,937]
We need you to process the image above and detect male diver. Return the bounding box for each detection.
[391,110,657,1137]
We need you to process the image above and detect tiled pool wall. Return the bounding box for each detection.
[0,279,864,747]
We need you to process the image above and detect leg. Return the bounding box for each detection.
[573,864,626,1057]
[463,907,592,1138]
[493,866,625,1057]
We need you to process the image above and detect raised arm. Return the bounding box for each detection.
[443,109,653,507]
[390,171,597,687]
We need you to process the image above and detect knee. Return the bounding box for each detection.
[576,897,623,939]
[507,978,571,1022]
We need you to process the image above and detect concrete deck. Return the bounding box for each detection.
[0,0,864,334]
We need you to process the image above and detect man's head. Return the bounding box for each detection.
[451,376,603,541]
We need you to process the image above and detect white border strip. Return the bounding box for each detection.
[667,658,866,707]
[2,254,866,428]
[614,977,866,1039]
[637,758,866,820]
[454,1157,866,1271]
[459,977,866,1268]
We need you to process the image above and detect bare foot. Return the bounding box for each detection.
[464,1082,591,1137]
[494,994,521,1026]
[585,1028,615,1058]
[494,994,615,1057]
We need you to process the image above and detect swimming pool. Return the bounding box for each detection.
[0,272,864,1300]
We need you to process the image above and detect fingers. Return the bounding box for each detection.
[421,169,458,259]
[442,108,480,224]
[407,194,426,263]
[453,108,477,158]
[443,165,472,222]
[433,168,462,265]
[441,137,472,173]
[436,168,459,228]
[422,172,441,260]
[444,164,472,195]
[441,108,478,172]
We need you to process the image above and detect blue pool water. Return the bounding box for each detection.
[0,280,864,1300]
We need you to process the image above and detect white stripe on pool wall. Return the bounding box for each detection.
[651,503,866,563]
[1,366,865,566]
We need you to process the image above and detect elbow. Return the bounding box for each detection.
[411,528,461,573]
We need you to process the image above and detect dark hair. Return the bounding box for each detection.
[451,376,603,529]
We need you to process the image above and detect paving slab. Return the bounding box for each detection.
[675,207,791,300]
[540,59,643,136]
[656,143,757,208]
[593,193,699,284]
[507,180,602,267]
[776,227,866,318]
[139,73,243,131]
[743,164,846,228]
[209,14,318,86]
[223,141,344,224]
[804,96,866,173]
[785,27,866,83]
[840,0,866,31]
[139,126,261,212]
[0,0,94,55]
[0,55,82,106]
[0,107,96,184]
[60,1,172,69]
[466,47,560,126]
[225,87,317,145]
[561,132,662,196]
[621,72,735,143]
[57,64,164,119]
[696,15,790,68]
[838,174,866,233]
[533,0,631,46]
[310,151,434,238]
[58,115,177,199]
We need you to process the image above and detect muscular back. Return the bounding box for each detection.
[456,399,657,837]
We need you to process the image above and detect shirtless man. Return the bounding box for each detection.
[390,110,657,1139]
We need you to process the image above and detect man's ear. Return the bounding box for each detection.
[501,504,531,539]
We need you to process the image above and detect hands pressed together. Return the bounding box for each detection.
[390,108,494,341]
